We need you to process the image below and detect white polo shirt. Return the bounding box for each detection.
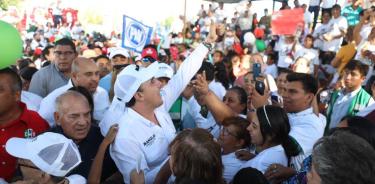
[38,80,110,127]
[222,152,246,183]
[240,145,288,174]
[21,91,43,112]
[110,44,209,184]
[288,107,325,170]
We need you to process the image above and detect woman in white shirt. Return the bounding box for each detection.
[242,105,300,173]
[218,116,250,183]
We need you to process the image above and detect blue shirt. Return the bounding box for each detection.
[99,73,112,94]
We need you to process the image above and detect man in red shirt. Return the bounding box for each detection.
[0,68,49,181]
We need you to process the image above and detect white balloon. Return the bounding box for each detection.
[243,32,255,45]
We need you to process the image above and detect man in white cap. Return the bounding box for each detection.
[109,23,217,184]
[5,132,84,184]
[99,47,130,94]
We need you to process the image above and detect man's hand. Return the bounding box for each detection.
[192,71,209,97]
[103,124,119,145]
[264,164,296,184]
[205,22,218,44]
[235,149,255,161]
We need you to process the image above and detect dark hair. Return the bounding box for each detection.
[286,72,318,94]
[365,75,375,95]
[267,52,278,63]
[170,128,225,184]
[343,60,369,77]
[214,50,224,59]
[332,4,341,10]
[227,86,248,114]
[55,38,76,53]
[338,116,375,149]
[312,131,375,184]
[305,34,314,41]
[232,167,268,184]
[19,67,38,81]
[94,54,110,62]
[214,62,230,89]
[18,58,32,71]
[197,61,215,81]
[42,45,54,60]
[256,105,300,158]
[0,67,22,92]
[222,116,251,148]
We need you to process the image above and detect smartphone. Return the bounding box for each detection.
[253,63,261,80]
[255,80,265,96]
[271,95,279,102]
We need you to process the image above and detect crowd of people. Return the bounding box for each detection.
[1,0,375,184]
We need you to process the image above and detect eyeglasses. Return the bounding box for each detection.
[221,127,238,138]
[54,51,75,56]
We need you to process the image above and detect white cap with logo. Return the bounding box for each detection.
[114,62,160,103]
[6,132,81,177]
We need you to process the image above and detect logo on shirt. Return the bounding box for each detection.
[24,129,35,138]
[143,134,156,147]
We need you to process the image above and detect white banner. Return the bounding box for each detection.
[121,15,153,53]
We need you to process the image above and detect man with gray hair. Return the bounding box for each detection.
[50,90,117,181]
[308,131,375,183]
[39,57,109,127]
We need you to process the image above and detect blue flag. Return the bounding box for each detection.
[122,15,153,53]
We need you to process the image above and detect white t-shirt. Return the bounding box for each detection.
[313,23,331,50]
[309,0,321,6]
[222,152,246,183]
[275,37,302,68]
[322,0,335,8]
[355,40,375,84]
[240,145,288,174]
[323,16,348,52]
[295,47,320,73]
[360,24,372,41]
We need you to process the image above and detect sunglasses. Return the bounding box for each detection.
[142,57,156,63]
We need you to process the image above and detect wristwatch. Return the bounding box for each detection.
[202,41,213,51]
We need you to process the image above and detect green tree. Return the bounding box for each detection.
[0,0,21,10]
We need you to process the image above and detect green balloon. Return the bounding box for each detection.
[255,39,266,52]
[0,21,23,69]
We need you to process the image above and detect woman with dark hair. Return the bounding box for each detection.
[223,86,248,116]
[242,105,299,173]
[219,117,251,183]
[265,115,375,184]
[169,128,225,184]
[214,62,230,89]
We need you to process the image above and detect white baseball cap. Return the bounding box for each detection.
[155,63,174,79]
[6,132,81,177]
[114,62,160,103]
[108,47,129,59]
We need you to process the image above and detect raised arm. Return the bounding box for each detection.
[193,72,236,123]
[88,124,118,184]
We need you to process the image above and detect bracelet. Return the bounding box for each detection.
[202,41,213,51]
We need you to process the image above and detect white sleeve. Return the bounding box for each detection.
[161,44,208,111]
[38,98,55,127]
[110,138,149,184]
